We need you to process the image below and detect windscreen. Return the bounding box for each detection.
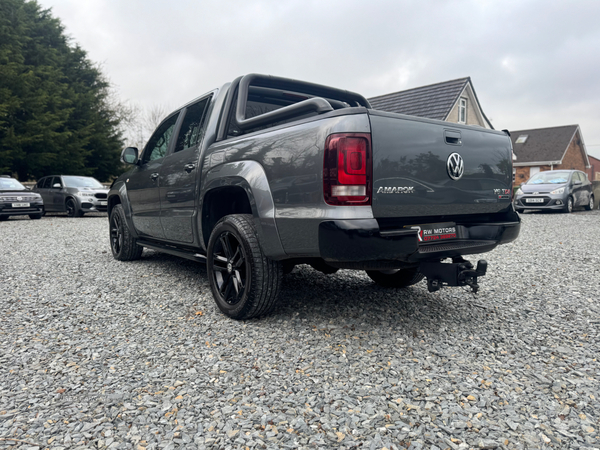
[63,176,104,188]
[0,178,26,190]
[527,172,570,184]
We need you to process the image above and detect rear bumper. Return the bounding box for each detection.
[319,216,520,265]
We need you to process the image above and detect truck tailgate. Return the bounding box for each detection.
[369,110,513,219]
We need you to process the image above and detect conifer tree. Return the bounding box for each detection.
[0,0,124,181]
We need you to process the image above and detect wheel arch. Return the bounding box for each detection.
[107,180,139,238]
[201,160,286,259]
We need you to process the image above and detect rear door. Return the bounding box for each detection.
[34,178,51,209]
[159,96,211,243]
[368,111,513,219]
[127,112,181,239]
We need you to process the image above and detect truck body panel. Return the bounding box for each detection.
[108,74,521,319]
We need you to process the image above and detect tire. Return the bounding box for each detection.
[207,214,282,320]
[563,196,573,214]
[109,204,143,261]
[41,206,46,217]
[29,213,42,220]
[366,267,425,288]
[66,198,83,217]
[585,195,594,211]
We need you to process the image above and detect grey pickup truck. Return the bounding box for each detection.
[108,74,520,319]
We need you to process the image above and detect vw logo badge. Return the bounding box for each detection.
[447,153,464,180]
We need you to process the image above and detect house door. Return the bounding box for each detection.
[529,166,540,179]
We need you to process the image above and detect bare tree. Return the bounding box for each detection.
[121,103,171,150]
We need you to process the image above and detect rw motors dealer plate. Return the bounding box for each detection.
[404,222,457,243]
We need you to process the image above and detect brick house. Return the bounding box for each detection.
[368,77,494,129]
[511,125,591,186]
[587,154,600,182]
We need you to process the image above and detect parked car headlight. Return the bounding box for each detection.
[516,188,523,195]
[550,187,565,195]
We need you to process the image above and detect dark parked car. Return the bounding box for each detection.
[32,175,108,217]
[0,176,44,220]
[514,170,594,213]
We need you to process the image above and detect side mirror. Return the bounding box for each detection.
[574,180,582,186]
[52,183,61,188]
[121,147,139,165]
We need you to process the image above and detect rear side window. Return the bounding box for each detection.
[174,97,211,153]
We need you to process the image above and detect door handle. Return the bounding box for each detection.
[150,172,159,181]
[184,164,196,173]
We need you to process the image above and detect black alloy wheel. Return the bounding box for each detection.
[66,198,79,217]
[207,214,282,320]
[109,204,143,261]
[211,230,249,306]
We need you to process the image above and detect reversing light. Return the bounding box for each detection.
[323,133,372,206]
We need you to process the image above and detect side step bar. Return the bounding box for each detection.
[137,240,207,263]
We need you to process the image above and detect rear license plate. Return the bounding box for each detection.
[525,198,544,203]
[12,202,30,208]
[99,201,107,206]
[404,222,457,243]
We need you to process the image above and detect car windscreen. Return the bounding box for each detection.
[0,178,27,190]
[527,172,570,185]
[62,176,104,188]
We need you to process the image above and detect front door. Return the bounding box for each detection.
[159,97,211,243]
[127,112,180,239]
[35,177,52,210]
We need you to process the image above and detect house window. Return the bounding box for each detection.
[458,98,467,123]
[516,135,528,144]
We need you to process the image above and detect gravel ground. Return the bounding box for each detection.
[1,210,599,450]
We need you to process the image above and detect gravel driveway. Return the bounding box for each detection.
[1,210,599,450]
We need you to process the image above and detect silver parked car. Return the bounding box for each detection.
[32,175,108,217]
[514,170,594,213]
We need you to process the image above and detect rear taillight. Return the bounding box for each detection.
[323,133,371,206]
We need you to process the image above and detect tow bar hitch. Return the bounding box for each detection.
[420,257,488,293]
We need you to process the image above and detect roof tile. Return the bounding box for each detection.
[368,78,470,120]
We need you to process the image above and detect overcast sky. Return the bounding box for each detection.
[36,0,600,159]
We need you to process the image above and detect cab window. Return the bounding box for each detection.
[142,113,180,163]
[174,97,211,153]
